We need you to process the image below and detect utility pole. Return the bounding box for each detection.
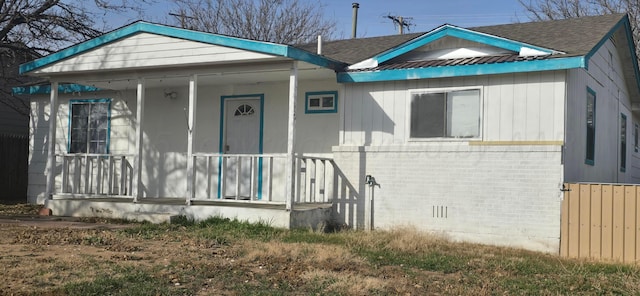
[169,12,197,29]
[386,15,413,34]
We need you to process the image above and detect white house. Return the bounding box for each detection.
[15,13,640,252]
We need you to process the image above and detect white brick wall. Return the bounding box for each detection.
[333,144,563,253]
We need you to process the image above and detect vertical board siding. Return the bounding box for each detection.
[342,72,565,145]
[561,183,640,263]
[564,39,640,183]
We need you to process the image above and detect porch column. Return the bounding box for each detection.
[285,61,298,211]
[186,74,198,205]
[45,81,59,200]
[132,78,145,202]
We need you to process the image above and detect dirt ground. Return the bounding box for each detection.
[0,213,447,295]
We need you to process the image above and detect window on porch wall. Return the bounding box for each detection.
[409,89,480,139]
[69,99,110,154]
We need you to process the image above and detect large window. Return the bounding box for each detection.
[409,89,480,139]
[585,88,596,165]
[69,99,110,154]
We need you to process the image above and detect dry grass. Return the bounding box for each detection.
[0,205,639,295]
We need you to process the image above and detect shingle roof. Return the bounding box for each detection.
[296,13,627,65]
[472,13,626,57]
[296,33,422,64]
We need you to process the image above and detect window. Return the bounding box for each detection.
[409,89,480,139]
[585,88,596,165]
[69,99,110,154]
[305,91,338,113]
[621,113,627,172]
[234,104,255,116]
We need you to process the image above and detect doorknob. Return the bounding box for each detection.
[225,145,230,152]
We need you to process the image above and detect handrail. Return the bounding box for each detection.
[192,153,287,158]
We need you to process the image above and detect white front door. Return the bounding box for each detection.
[222,97,261,199]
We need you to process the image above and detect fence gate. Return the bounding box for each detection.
[561,183,640,263]
[0,134,28,203]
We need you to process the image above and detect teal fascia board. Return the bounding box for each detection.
[583,15,640,95]
[337,56,585,83]
[375,25,556,65]
[12,83,101,95]
[20,22,344,74]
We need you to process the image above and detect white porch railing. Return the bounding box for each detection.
[56,153,337,205]
[191,153,287,202]
[57,154,133,196]
[191,154,337,204]
[295,156,336,204]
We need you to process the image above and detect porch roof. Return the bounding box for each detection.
[19,21,347,75]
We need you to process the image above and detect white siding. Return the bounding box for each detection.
[32,33,281,74]
[341,71,566,145]
[28,90,132,203]
[565,40,640,183]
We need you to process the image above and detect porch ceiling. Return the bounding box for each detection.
[55,61,335,90]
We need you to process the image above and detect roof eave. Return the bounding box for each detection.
[12,83,101,95]
[19,22,344,75]
[338,56,585,83]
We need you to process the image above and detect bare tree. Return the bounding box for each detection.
[519,0,640,56]
[0,0,151,116]
[173,0,336,44]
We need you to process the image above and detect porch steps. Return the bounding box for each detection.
[123,211,181,224]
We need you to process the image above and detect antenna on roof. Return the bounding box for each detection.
[386,15,414,34]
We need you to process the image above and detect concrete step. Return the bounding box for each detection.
[123,211,181,224]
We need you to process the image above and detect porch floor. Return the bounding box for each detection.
[46,196,334,230]
[51,196,331,210]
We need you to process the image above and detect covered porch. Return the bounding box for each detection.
[18,22,354,227]
[41,59,343,226]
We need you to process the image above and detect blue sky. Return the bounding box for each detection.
[114,0,530,38]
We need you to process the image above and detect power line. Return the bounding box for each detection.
[385,15,414,34]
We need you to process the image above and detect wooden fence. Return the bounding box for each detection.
[0,134,28,203]
[561,183,640,263]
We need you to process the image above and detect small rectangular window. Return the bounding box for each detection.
[409,89,480,139]
[69,99,110,154]
[634,123,638,153]
[305,91,338,114]
[585,88,596,165]
[621,113,627,172]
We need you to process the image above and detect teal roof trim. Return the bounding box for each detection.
[12,83,101,95]
[20,22,345,74]
[337,56,584,83]
[373,25,557,65]
[584,15,640,95]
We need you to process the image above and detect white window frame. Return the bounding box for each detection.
[68,99,111,154]
[305,91,338,114]
[406,86,483,142]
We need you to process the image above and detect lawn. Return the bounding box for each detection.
[0,204,638,295]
